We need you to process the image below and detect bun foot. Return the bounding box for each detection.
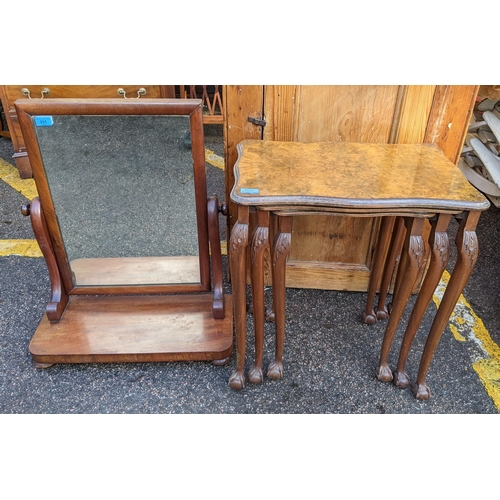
[267,360,284,380]
[228,371,245,390]
[212,356,230,366]
[33,361,54,368]
[413,383,431,400]
[375,306,389,320]
[393,370,411,388]
[248,365,264,384]
[377,364,393,382]
[362,311,377,325]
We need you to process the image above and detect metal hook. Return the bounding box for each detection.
[117,87,147,99]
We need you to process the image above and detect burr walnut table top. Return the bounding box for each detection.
[231,140,489,215]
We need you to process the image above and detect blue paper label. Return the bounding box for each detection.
[240,188,259,194]
[34,116,54,127]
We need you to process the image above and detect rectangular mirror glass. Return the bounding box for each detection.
[32,113,201,287]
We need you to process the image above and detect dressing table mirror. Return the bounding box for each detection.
[15,98,233,367]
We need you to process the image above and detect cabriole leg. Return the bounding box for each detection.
[392,214,451,388]
[413,211,480,400]
[376,217,406,320]
[248,211,270,384]
[228,206,249,390]
[362,216,395,324]
[267,216,292,380]
[377,217,425,382]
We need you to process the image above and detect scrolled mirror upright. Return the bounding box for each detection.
[15,98,233,367]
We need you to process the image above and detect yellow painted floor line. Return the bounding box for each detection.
[205,148,225,170]
[0,239,42,257]
[433,270,500,411]
[0,158,40,257]
[1,148,224,198]
[1,152,226,257]
[0,158,38,200]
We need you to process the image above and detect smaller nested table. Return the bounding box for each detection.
[228,140,489,399]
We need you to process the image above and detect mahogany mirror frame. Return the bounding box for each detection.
[15,98,212,298]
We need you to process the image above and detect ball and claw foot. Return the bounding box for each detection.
[362,311,377,325]
[413,382,431,400]
[265,307,275,322]
[212,356,230,366]
[375,306,389,320]
[267,360,284,380]
[377,364,393,382]
[228,371,245,390]
[248,365,264,384]
[392,370,411,389]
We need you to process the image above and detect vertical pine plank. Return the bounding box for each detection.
[396,85,436,144]
[263,85,297,142]
[424,85,479,164]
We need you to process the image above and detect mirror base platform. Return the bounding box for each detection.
[28,294,233,365]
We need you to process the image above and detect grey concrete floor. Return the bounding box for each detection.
[1,128,499,415]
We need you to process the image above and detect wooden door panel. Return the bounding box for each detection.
[293,85,400,143]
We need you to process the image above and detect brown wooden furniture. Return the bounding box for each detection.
[0,98,10,138]
[15,97,233,367]
[178,85,224,124]
[0,85,175,178]
[228,139,489,400]
[224,85,479,293]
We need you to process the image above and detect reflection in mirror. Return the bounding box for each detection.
[33,114,201,286]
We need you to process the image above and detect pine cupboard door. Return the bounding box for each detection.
[224,85,479,291]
